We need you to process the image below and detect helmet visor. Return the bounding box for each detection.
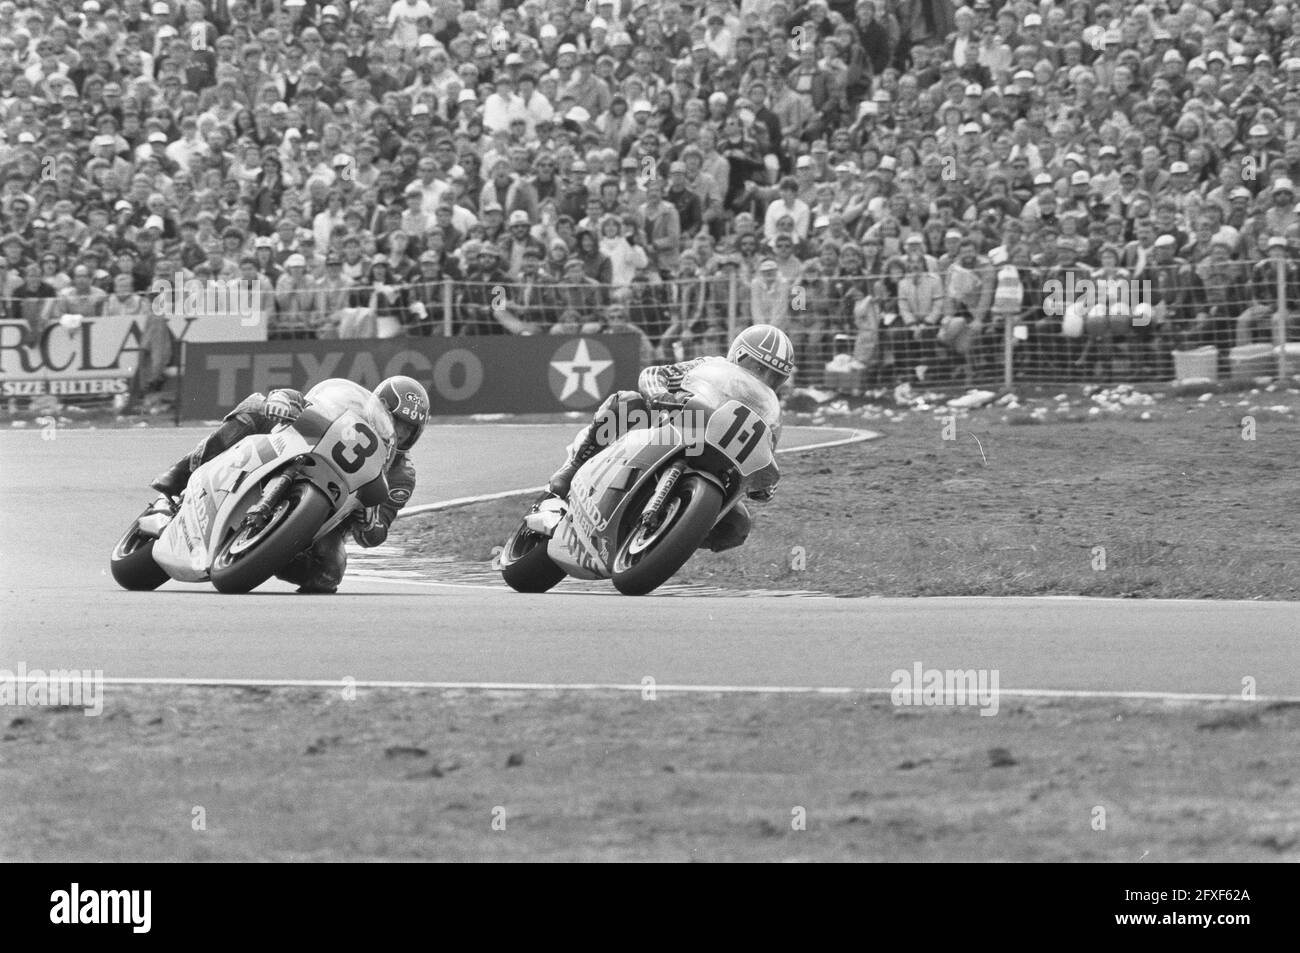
[393,415,420,451]
[736,353,791,389]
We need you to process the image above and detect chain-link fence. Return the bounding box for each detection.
[4,259,1297,407]
[262,264,1298,390]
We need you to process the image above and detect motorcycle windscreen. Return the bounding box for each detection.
[680,358,782,430]
[299,379,400,494]
[151,435,287,582]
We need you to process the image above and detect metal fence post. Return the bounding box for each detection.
[442,278,454,336]
[1004,310,1014,391]
[1277,256,1290,381]
[727,271,738,338]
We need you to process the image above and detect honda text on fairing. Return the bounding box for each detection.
[110,379,410,594]
[497,355,785,596]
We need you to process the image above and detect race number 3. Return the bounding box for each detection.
[332,421,380,474]
[716,404,767,466]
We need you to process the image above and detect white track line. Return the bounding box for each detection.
[11,677,1297,704]
[399,426,877,517]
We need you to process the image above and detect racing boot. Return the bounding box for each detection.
[150,456,193,497]
[546,427,602,500]
[149,415,254,497]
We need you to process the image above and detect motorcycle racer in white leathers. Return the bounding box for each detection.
[546,324,794,552]
[148,376,430,593]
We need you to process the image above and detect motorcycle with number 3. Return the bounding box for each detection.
[110,379,398,593]
[498,359,780,596]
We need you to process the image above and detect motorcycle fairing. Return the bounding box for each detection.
[546,422,738,580]
[151,404,389,582]
[152,429,311,582]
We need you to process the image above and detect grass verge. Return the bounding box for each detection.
[395,393,1300,599]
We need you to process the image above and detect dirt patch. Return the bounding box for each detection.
[2,686,1295,862]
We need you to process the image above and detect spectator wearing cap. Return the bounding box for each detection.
[250,237,283,287]
[1133,233,1191,341]
[483,72,524,135]
[749,256,790,328]
[273,253,320,339]
[1242,124,1283,196]
[1240,236,1300,347]
[553,254,608,326]
[505,245,560,333]
[455,242,515,334]
[1252,178,1300,244]
[499,210,546,281]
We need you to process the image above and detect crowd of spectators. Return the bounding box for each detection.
[2,0,1300,397]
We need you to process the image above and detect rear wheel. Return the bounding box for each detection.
[110,519,170,591]
[611,474,723,596]
[210,482,332,594]
[499,500,567,594]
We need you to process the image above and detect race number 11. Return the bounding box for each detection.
[716,405,767,465]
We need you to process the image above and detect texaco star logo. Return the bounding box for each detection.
[548,338,615,408]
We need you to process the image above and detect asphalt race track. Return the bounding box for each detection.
[1,424,1296,701]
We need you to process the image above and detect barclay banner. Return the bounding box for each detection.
[0,313,266,398]
[179,334,642,418]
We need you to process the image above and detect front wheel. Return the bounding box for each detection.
[210,482,332,594]
[611,474,723,596]
[110,518,170,591]
[500,500,567,594]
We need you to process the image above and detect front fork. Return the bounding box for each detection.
[638,460,685,532]
[244,463,301,530]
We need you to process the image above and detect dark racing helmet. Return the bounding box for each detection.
[374,376,430,452]
[727,324,796,389]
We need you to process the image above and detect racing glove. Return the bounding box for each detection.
[265,389,304,422]
[650,390,693,412]
[351,506,388,547]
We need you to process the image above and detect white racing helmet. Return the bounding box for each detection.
[727,324,796,389]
